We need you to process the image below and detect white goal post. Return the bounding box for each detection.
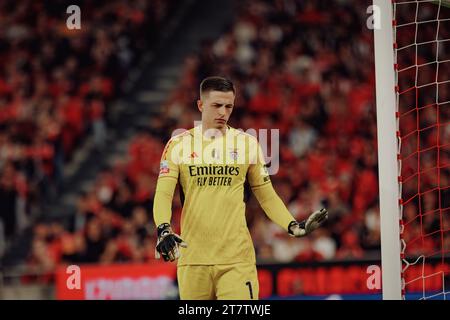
[373,0,403,300]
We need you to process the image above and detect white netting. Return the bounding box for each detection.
[393,0,450,300]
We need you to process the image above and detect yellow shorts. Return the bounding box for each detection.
[177,263,259,300]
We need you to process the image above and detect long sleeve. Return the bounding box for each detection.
[251,182,295,231]
[247,139,295,231]
[153,176,177,226]
[153,136,180,227]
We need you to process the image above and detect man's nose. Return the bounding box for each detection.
[217,106,226,116]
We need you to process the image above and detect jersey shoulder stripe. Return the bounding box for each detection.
[162,131,191,159]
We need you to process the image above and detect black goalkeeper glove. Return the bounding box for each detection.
[288,208,329,237]
[155,223,187,262]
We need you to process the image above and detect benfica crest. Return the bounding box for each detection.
[229,148,238,160]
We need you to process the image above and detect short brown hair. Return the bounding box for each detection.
[200,76,235,97]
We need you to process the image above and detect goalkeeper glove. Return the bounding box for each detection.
[288,208,329,237]
[155,223,187,262]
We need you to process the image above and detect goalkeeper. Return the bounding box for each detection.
[153,76,328,300]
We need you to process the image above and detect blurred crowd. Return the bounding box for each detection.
[18,0,450,282]
[0,0,176,251]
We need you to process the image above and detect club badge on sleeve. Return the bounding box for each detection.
[159,160,170,174]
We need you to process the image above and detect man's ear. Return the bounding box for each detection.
[197,99,203,112]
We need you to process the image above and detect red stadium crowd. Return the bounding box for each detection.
[16,0,449,282]
[0,0,176,248]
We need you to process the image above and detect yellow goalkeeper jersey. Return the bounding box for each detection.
[153,125,295,266]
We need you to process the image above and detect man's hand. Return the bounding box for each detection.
[288,208,329,237]
[155,223,187,262]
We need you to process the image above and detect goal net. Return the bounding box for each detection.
[375,0,450,300]
[394,0,450,300]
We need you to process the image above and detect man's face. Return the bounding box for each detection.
[197,90,235,131]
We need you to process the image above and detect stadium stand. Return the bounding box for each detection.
[1,0,448,288]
